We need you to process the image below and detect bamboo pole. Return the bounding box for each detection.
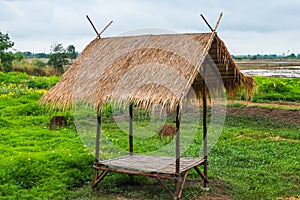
[99,21,113,37]
[86,15,100,38]
[200,14,213,32]
[213,12,223,31]
[129,103,133,155]
[174,104,181,197]
[175,104,181,174]
[202,65,208,188]
[93,105,101,186]
[95,105,101,163]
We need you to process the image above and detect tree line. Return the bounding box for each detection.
[232,53,300,60]
[0,31,78,74]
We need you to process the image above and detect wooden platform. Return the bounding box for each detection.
[98,155,205,174]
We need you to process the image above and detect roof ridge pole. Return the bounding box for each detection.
[179,12,223,103]
[213,12,223,32]
[200,14,214,32]
[98,21,113,37]
[200,12,223,32]
[86,15,100,38]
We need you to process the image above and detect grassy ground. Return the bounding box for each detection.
[0,72,299,199]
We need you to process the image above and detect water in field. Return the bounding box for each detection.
[241,67,300,78]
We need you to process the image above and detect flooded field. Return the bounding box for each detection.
[241,67,300,78]
[235,59,300,78]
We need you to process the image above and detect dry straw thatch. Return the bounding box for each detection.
[40,32,255,110]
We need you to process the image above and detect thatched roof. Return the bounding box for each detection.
[40,32,255,110]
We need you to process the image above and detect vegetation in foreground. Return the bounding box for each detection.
[239,76,300,103]
[0,72,299,199]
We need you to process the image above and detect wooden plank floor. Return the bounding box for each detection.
[99,155,205,174]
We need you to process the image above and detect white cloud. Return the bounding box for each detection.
[1,0,300,54]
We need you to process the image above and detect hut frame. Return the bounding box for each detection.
[40,13,256,200]
[92,97,208,199]
[92,14,221,199]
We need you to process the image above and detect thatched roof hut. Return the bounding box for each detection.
[40,33,255,111]
[40,30,256,199]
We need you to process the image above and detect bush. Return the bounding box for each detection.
[238,77,300,102]
[0,72,60,90]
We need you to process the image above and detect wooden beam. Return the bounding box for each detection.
[86,15,100,38]
[129,103,133,155]
[95,105,101,163]
[174,104,181,198]
[99,21,113,37]
[175,104,180,174]
[202,70,208,188]
[93,105,102,188]
[200,14,214,32]
[93,169,109,188]
[93,166,172,179]
[213,12,223,32]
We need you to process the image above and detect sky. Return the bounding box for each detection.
[1,0,300,55]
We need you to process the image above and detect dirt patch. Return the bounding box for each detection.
[227,106,300,125]
[193,179,233,200]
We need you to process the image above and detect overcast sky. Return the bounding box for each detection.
[1,0,300,55]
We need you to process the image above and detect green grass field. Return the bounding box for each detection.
[0,72,299,199]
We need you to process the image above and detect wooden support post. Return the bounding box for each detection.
[93,169,109,188]
[156,176,176,199]
[93,105,101,187]
[174,104,181,197]
[129,103,134,183]
[178,171,189,198]
[95,106,101,162]
[129,103,133,155]
[202,68,208,188]
[175,104,180,173]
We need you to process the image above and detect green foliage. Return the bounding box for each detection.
[253,77,300,102]
[48,43,69,73]
[210,114,299,199]
[0,31,15,72]
[0,72,60,90]
[14,52,24,61]
[67,44,78,60]
[238,77,300,102]
[0,74,92,199]
[0,31,14,51]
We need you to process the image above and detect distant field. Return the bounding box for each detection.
[26,58,49,63]
[234,58,300,69]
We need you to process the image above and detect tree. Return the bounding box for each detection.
[287,53,296,59]
[0,31,15,72]
[14,52,24,61]
[48,43,69,73]
[66,44,78,60]
[23,51,33,58]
